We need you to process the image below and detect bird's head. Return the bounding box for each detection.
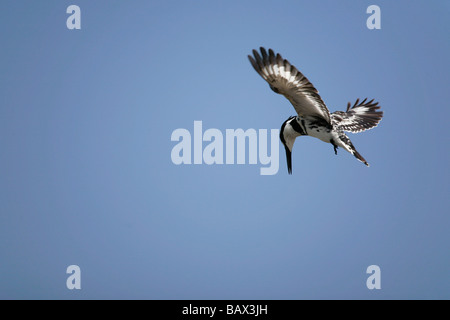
[280,116,303,174]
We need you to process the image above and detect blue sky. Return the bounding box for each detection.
[0,1,449,299]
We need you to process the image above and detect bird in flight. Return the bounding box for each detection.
[248,47,383,174]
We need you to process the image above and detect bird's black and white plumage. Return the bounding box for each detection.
[248,47,383,174]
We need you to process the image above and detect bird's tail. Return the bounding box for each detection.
[337,133,370,167]
[352,148,369,167]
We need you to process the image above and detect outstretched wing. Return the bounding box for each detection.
[331,98,383,133]
[248,47,331,124]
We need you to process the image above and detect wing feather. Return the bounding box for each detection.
[331,98,383,133]
[248,47,331,124]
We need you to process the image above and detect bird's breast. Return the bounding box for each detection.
[304,119,333,143]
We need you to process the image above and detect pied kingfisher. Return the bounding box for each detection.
[248,47,383,174]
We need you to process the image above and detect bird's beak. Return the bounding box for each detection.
[284,145,292,174]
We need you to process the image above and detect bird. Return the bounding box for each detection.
[248,47,383,174]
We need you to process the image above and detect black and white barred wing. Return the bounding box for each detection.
[248,47,331,124]
[331,98,383,133]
